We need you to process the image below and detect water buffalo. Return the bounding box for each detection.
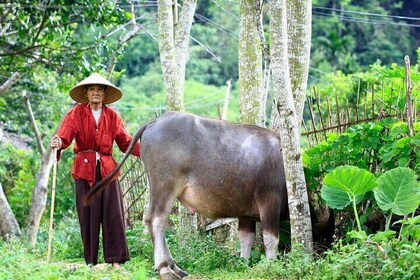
[85,111,333,280]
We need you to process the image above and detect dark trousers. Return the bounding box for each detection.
[75,163,130,265]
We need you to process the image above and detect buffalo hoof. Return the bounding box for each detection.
[174,268,188,278]
[160,267,183,280]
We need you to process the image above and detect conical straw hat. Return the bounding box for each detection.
[69,73,122,104]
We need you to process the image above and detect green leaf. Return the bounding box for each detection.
[400,225,420,240]
[397,215,420,226]
[323,165,378,196]
[302,153,313,166]
[374,167,420,215]
[321,185,365,210]
[397,216,420,240]
[125,11,133,19]
[371,230,396,242]
[346,230,368,240]
[389,122,409,137]
[381,149,398,163]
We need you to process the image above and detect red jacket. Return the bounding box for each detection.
[56,103,140,186]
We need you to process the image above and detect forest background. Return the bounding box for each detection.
[0,0,419,279]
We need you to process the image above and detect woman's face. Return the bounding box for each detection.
[86,84,106,104]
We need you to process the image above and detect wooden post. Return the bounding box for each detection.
[396,86,401,117]
[335,94,341,133]
[371,84,375,119]
[307,96,318,142]
[222,79,231,120]
[356,79,360,122]
[389,83,393,116]
[364,86,368,120]
[404,55,414,136]
[301,120,312,147]
[217,104,222,120]
[345,99,350,131]
[381,81,385,112]
[313,87,326,140]
[327,96,333,131]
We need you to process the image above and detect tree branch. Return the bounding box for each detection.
[107,23,143,75]
[0,72,22,95]
[0,44,44,56]
[22,90,45,156]
[32,1,50,44]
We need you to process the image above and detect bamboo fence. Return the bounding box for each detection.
[302,82,418,147]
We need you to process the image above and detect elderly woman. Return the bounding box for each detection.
[50,73,140,269]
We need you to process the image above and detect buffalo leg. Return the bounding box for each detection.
[163,238,188,278]
[145,193,186,279]
[238,220,256,259]
[259,205,280,259]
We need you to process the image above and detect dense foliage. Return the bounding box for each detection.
[0,0,128,77]
[311,0,418,76]
[304,119,419,190]
[304,118,419,235]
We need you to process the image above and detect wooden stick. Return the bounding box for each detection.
[217,104,222,120]
[301,119,312,147]
[335,94,341,133]
[356,80,360,122]
[371,84,375,119]
[389,83,393,116]
[381,81,384,112]
[345,99,350,131]
[327,96,333,131]
[314,87,326,139]
[47,148,57,263]
[396,86,401,117]
[307,96,319,142]
[364,85,368,120]
[222,79,231,120]
[404,55,414,136]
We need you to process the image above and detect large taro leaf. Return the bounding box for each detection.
[321,166,377,210]
[374,167,420,216]
[321,186,365,209]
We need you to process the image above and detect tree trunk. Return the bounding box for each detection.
[286,0,312,123]
[158,0,183,111]
[175,0,197,95]
[0,92,54,244]
[22,91,53,244]
[157,0,197,230]
[26,148,54,245]
[255,0,271,124]
[238,0,264,126]
[270,0,313,253]
[0,183,21,240]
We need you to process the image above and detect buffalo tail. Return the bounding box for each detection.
[82,122,149,206]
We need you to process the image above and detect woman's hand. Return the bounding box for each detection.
[50,135,62,149]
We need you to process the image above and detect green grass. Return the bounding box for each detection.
[0,216,418,280]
